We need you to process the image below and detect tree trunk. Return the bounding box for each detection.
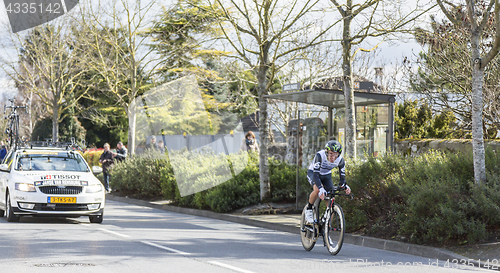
[257,65,271,201]
[127,105,137,155]
[128,33,138,155]
[470,30,487,184]
[342,11,356,160]
[52,99,59,142]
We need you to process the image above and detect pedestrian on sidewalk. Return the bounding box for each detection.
[240,131,259,153]
[113,142,128,162]
[147,136,159,151]
[99,143,114,193]
[158,140,165,153]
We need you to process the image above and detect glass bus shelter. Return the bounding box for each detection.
[265,88,396,158]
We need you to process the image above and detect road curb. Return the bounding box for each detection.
[106,194,476,264]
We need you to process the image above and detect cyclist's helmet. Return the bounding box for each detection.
[325,140,342,154]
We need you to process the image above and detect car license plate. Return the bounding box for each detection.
[47,197,76,203]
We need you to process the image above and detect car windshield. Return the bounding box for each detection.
[15,152,89,172]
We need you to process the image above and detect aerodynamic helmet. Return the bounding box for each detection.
[325,140,342,154]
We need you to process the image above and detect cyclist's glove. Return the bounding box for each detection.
[341,184,351,194]
[318,187,327,200]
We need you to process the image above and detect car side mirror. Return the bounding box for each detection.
[92,166,103,174]
[0,164,9,172]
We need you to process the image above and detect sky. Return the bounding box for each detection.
[0,0,437,100]
[0,1,14,99]
[0,0,171,99]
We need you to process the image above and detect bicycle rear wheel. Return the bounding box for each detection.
[300,205,317,251]
[324,203,345,255]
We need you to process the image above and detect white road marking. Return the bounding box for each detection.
[208,261,256,273]
[98,228,131,238]
[141,241,191,255]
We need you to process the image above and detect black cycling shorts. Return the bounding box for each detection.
[307,170,334,191]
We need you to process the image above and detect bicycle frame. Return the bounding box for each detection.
[300,186,352,255]
[315,189,351,225]
[300,193,335,243]
[4,100,26,150]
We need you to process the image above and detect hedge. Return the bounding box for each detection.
[107,148,500,245]
[339,149,500,245]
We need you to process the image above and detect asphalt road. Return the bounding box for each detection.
[0,200,494,273]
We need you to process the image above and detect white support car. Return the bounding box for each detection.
[0,145,105,223]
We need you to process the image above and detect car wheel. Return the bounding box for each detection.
[6,192,20,222]
[89,211,103,224]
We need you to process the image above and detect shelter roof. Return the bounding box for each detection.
[264,89,396,108]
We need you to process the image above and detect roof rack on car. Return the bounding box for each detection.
[17,138,86,152]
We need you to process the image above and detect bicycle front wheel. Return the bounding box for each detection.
[300,204,317,251]
[324,203,345,255]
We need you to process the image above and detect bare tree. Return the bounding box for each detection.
[78,0,158,154]
[436,0,500,184]
[0,20,94,142]
[329,0,435,160]
[208,0,338,201]
[406,14,500,139]
[270,41,343,142]
[14,88,45,138]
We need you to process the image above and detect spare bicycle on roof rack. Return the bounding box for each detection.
[4,99,27,150]
[3,99,87,153]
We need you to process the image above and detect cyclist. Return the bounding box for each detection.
[304,140,351,223]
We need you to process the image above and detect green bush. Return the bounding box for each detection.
[110,151,170,199]
[342,149,500,245]
[110,148,314,213]
[397,150,500,245]
[339,154,406,234]
[204,163,260,212]
[82,150,103,168]
[269,158,306,203]
[108,144,500,246]
[202,154,309,212]
[159,151,262,212]
[156,150,307,213]
[158,149,257,209]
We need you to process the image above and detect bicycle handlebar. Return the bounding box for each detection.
[326,186,354,200]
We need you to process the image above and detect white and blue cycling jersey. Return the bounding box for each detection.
[307,150,346,188]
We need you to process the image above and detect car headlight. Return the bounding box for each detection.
[15,183,36,192]
[86,184,103,193]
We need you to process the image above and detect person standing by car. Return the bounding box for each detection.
[0,141,7,163]
[99,143,114,192]
[113,142,128,162]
